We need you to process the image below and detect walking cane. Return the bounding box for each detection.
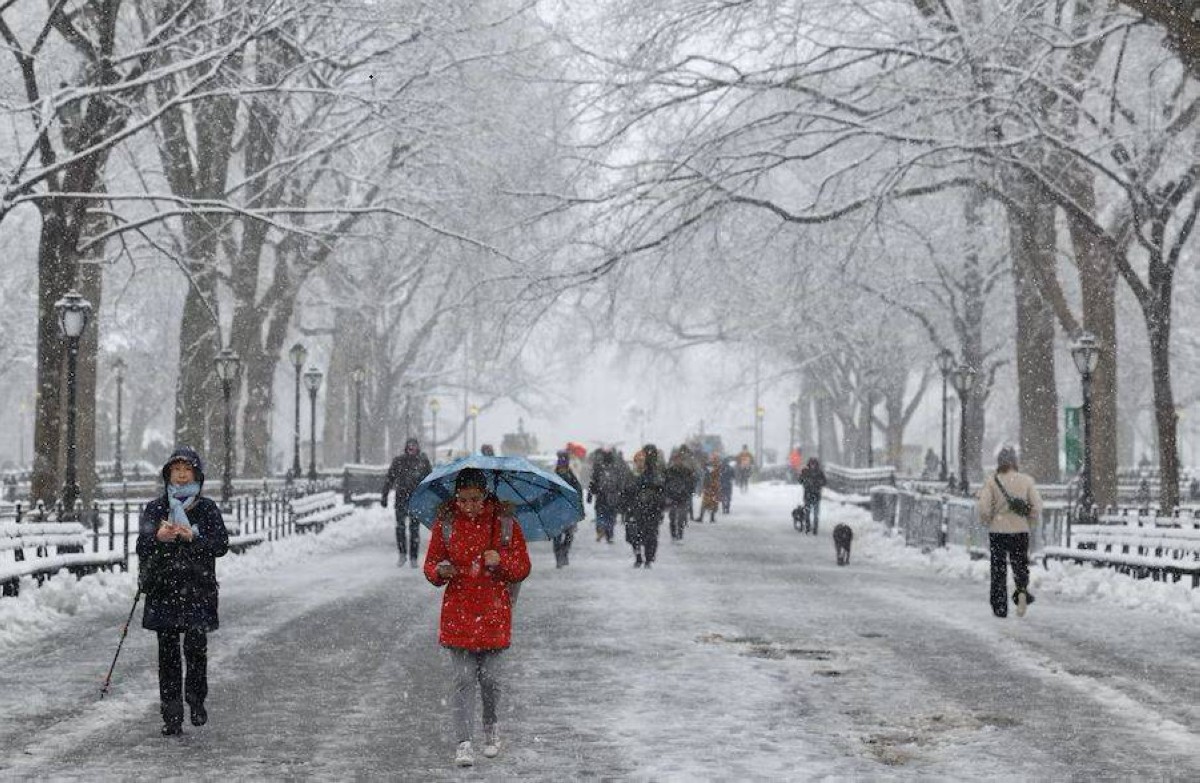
[100,588,142,699]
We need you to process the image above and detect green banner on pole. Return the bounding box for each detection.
[1064,406,1082,474]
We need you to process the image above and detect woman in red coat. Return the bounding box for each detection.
[424,468,531,767]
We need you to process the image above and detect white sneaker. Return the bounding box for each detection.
[454,741,474,767]
[482,726,501,758]
[1016,591,1028,618]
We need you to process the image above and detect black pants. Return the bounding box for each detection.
[552,525,575,567]
[668,502,688,540]
[394,506,420,561]
[158,630,207,727]
[989,532,1030,617]
[636,518,661,564]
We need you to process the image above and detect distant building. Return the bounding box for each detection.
[501,418,538,457]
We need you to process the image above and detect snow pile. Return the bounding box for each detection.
[753,482,1200,621]
[0,505,388,654]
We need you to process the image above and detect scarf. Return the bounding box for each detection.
[167,482,201,533]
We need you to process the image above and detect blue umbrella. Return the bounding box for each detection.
[407,455,584,541]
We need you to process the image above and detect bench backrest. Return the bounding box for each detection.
[290,491,339,515]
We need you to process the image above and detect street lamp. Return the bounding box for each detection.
[214,348,241,503]
[789,400,799,457]
[1071,331,1102,522]
[469,404,479,453]
[429,397,440,463]
[936,348,955,483]
[303,366,323,482]
[949,364,976,496]
[55,290,92,514]
[351,367,365,464]
[288,342,307,480]
[113,357,125,482]
[755,405,765,469]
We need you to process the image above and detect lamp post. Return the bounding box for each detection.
[469,404,479,453]
[949,364,976,496]
[113,357,125,482]
[865,391,875,468]
[55,290,93,514]
[303,366,323,482]
[789,400,798,456]
[352,367,365,464]
[755,405,765,469]
[288,342,307,479]
[936,349,955,483]
[214,348,241,504]
[1071,332,1102,523]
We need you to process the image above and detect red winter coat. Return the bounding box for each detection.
[423,499,531,651]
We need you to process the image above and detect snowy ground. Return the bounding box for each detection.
[1,486,1198,781]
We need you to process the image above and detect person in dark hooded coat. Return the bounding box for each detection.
[136,447,229,736]
[382,437,434,567]
[628,444,667,568]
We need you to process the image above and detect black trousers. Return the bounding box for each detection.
[552,525,575,566]
[158,630,207,726]
[394,506,421,561]
[989,532,1030,617]
[637,518,661,564]
[668,502,688,540]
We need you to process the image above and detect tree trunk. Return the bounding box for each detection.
[31,208,74,504]
[174,263,220,454]
[815,393,840,465]
[1147,319,1179,511]
[1008,201,1061,482]
[960,187,989,482]
[76,255,103,507]
[1067,209,1119,511]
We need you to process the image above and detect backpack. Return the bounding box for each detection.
[439,509,522,604]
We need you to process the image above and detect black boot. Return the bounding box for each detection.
[190,703,207,726]
[161,724,183,737]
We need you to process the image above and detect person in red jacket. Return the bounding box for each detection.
[424,468,531,767]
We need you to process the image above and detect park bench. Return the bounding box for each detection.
[1,521,127,597]
[290,491,354,534]
[223,516,268,554]
[1041,511,1200,588]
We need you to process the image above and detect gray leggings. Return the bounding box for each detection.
[449,648,503,742]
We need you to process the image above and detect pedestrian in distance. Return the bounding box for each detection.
[720,457,736,514]
[552,450,581,568]
[976,446,1042,618]
[629,444,667,568]
[424,468,531,767]
[798,457,827,535]
[587,449,619,543]
[664,447,696,542]
[382,438,433,568]
[735,444,754,492]
[136,447,229,737]
[700,454,722,523]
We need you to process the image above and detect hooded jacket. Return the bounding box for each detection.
[424,497,531,650]
[136,447,230,632]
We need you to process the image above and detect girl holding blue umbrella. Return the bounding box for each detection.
[424,468,531,767]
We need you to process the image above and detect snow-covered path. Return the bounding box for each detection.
[2,486,1198,780]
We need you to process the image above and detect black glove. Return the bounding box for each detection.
[380,495,388,508]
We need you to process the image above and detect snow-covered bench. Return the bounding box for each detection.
[0,521,126,598]
[223,517,268,553]
[1042,521,1200,588]
[290,491,354,534]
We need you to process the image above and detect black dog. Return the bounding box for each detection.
[791,504,810,533]
[833,523,853,566]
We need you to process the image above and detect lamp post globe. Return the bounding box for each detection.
[54,290,92,514]
[1071,332,1102,523]
[303,367,323,482]
[288,342,307,480]
[214,348,241,503]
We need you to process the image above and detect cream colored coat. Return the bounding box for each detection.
[976,470,1043,534]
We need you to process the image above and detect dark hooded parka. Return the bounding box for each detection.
[137,447,230,632]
